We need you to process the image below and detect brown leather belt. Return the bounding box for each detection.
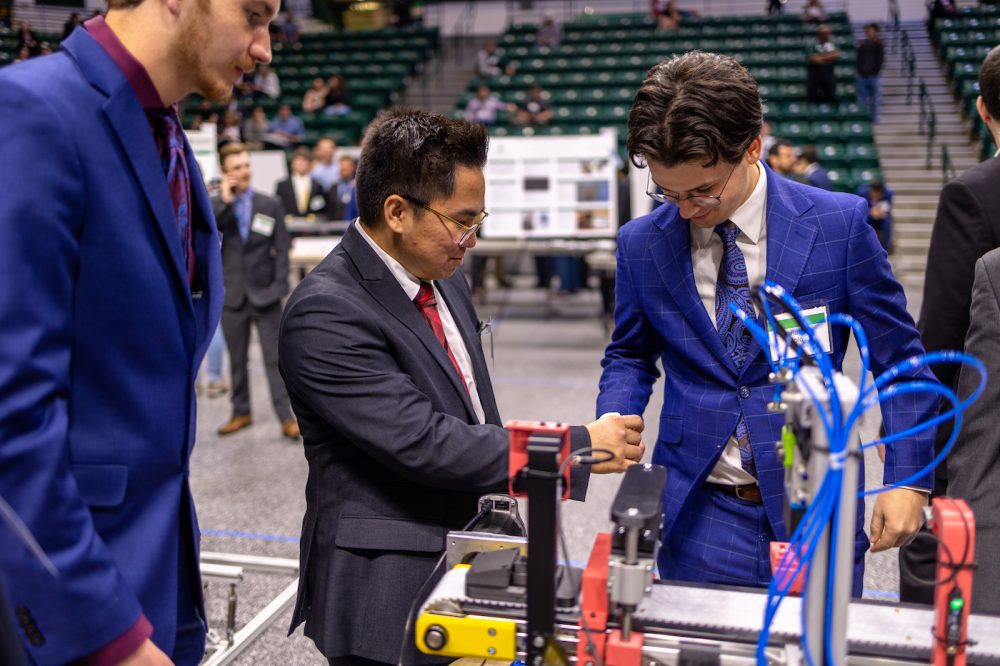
[705,482,763,504]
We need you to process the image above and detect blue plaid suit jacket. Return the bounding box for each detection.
[598,164,936,559]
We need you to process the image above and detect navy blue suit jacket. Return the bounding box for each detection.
[0,28,222,663]
[598,164,936,566]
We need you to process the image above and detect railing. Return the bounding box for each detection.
[941,145,957,183]
[917,78,938,169]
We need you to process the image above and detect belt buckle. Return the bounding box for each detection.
[734,484,758,502]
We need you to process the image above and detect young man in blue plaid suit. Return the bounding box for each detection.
[598,51,937,593]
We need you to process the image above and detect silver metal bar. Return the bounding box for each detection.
[201,578,299,666]
[200,551,299,575]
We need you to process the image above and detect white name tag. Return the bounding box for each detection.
[767,305,832,360]
[251,213,275,237]
[309,195,326,212]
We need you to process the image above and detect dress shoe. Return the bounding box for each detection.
[218,414,252,436]
[206,380,230,398]
[281,419,300,439]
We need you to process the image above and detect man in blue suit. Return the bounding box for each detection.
[0,0,278,662]
[598,52,936,593]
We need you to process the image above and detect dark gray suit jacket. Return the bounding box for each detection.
[213,192,290,311]
[278,222,590,663]
[949,247,1000,615]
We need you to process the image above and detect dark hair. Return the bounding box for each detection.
[291,147,312,161]
[799,145,819,165]
[868,178,885,192]
[768,138,795,157]
[980,47,1000,120]
[627,51,763,169]
[864,22,880,32]
[356,108,488,227]
[219,142,248,169]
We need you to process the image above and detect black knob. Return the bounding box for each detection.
[424,625,447,651]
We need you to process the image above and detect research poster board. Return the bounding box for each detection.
[483,130,619,239]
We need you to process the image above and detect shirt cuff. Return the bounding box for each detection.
[896,485,932,495]
[77,614,153,666]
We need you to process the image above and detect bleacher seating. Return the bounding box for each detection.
[932,5,1000,158]
[461,11,881,192]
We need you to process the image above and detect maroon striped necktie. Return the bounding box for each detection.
[147,107,194,287]
[414,282,470,397]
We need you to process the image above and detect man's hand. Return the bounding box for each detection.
[118,639,173,665]
[219,173,238,204]
[585,413,645,474]
[869,487,928,553]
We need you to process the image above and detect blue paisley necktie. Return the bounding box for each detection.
[715,221,757,477]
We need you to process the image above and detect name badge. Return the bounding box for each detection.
[251,213,275,237]
[309,195,326,212]
[767,305,832,360]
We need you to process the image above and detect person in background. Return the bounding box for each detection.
[767,0,785,16]
[794,145,833,190]
[310,136,340,191]
[856,23,885,123]
[62,12,81,40]
[329,154,359,221]
[253,63,280,99]
[277,147,329,219]
[15,20,39,55]
[537,14,560,48]
[514,85,553,126]
[241,105,270,150]
[856,178,893,253]
[652,0,683,30]
[464,84,512,126]
[806,23,841,103]
[302,76,328,114]
[476,40,502,77]
[213,143,298,440]
[801,0,826,23]
[766,138,798,179]
[269,103,304,146]
[219,108,243,144]
[323,73,352,115]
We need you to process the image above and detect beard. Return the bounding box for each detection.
[175,0,244,102]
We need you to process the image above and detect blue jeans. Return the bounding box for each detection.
[856,76,880,123]
[205,324,225,383]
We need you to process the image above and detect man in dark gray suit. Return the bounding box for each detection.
[949,247,1000,614]
[902,46,1000,603]
[214,143,299,439]
[278,108,644,665]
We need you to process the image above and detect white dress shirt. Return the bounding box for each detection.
[691,162,768,486]
[357,222,486,424]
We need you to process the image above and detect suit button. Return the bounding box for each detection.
[739,386,750,399]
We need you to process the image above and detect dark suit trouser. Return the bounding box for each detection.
[222,301,292,421]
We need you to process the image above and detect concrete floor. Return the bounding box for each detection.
[190,268,923,665]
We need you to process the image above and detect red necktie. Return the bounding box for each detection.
[147,106,194,287]
[414,282,470,397]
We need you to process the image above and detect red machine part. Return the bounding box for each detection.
[506,420,571,500]
[930,497,976,666]
[577,533,644,666]
[769,541,804,595]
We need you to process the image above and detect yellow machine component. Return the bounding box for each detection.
[415,565,518,662]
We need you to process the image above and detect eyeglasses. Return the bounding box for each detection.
[646,163,739,208]
[401,194,489,245]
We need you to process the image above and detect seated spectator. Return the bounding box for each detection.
[13,46,31,64]
[928,0,959,22]
[767,139,798,178]
[276,148,329,219]
[328,156,359,221]
[62,12,81,40]
[281,9,300,44]
[537,15,560,48]
[806,24,841,103]
[242,106,270,150]
[760,120,776,156]
[802,0,826,23]
[652,0,682,31]
[16,20,40,56]
[514,85,554,126]
[794,145,834,190]
[269,104,305,146]
[857,179,893,253]
[219,110,243,145]
[302,77,329,114]
[253,64,280,100]
[464,84,511,126]
[234,77,257,105]
[323,74,352,116]
[477,40,503,78]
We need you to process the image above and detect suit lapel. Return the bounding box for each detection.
[743,168,819,369]
[651,210,737,373]
[437,276,501,424]
[342,225,477,420]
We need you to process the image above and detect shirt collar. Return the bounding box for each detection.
[692,161,767,246]
[84,15,165,109]
[356,220,423,301]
